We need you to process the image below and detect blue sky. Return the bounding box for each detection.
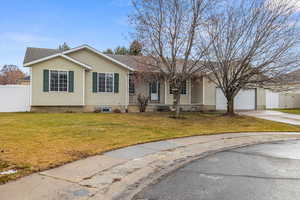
[0,0,133,72]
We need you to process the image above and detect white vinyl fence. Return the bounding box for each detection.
[0,85,30,112]
[279,93,300,109]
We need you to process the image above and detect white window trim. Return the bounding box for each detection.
[49,69,69,92]
[97,72,115,93]
[150,81,160,101]
[182,80,188,96]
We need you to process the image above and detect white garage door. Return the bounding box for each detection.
[266,90,279,109]
[216,88,256,110]
[0,85,30,112]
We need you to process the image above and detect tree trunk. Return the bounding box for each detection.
[226,97,235,116]
[173,91,181,118]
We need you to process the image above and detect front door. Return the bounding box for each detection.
[150,81,160,101]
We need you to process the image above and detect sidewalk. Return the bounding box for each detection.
[1,132,300,200]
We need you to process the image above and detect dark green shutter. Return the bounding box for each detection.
[43,70,49,92]
[68,71,74,92]
[92,72,98,93]
[114,73,119,93]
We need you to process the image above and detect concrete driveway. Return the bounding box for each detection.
[134,140,300,200]
[241,110,300,126]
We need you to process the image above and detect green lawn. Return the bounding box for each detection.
[1,112,300,184]
[274,109,300,115]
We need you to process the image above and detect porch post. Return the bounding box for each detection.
[189,78,192,104]
[164,80,168,104]
[125,72,129,109]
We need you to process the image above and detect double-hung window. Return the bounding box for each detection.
[50,70,68,92]
[98,73,114,93]
[169,80,187,95]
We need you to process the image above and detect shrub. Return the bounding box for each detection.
[94,108,102,113]
[113,108,122,113]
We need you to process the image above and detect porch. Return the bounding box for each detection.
[128,76,213,112]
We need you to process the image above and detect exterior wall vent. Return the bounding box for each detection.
[101,107,112,113]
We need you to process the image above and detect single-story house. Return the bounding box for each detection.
[23,44,267,112]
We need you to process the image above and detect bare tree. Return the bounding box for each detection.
[129,40,143,55]
[0,65,26,85]
[203,0,300,115]
[131,0,215,118]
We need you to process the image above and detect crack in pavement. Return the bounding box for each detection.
[179,171,300,181]
[38,173,97,189]
[227,150,299,161]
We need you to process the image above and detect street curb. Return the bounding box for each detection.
[115,137,300,200]
[2,133,300,200]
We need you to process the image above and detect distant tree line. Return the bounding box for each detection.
[102,40,143,56]
[57,41,143,56]
[58,42,71,51]
[0,65,26,85]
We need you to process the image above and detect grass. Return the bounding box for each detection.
[1,112,300,184]
[274,109,300,115]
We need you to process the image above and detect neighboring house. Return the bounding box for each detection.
[17,76,30,85]
[265,69,300,109]
[23,44,267,112]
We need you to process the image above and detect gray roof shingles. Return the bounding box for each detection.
[23,47,148,71]
[23,47,206,74]
[23,47,61,64]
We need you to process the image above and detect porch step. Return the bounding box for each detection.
[156,105,171,112]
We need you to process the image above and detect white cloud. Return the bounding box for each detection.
[269,0,300,11]
[0,32,59,67]
[0,32,54,43]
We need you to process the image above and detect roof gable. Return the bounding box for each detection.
[23,45,134,71]
[23,53,93,70]
[64,45,134,71]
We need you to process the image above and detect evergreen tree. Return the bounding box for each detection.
[114,46,129,55]
[102,48,114,54]
[58,42,71,51]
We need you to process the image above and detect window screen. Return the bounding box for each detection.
[50,71,59,91]
[98,73,114,92]
[170,80,187,95]
[50,70,68,92]
[129,74,135,94]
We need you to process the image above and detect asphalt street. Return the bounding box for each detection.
[134,140,300,200]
